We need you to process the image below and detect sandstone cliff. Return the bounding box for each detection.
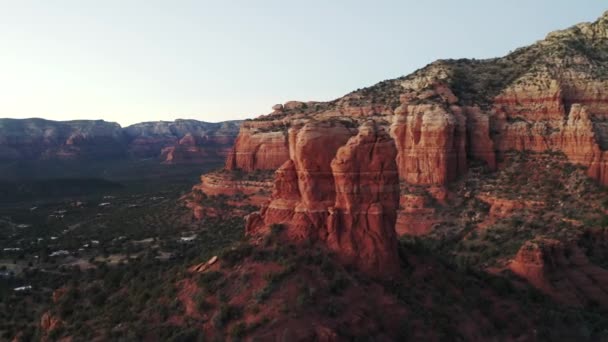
[246,121,400,277]
[224,11,608,186]
[189,12,608,284]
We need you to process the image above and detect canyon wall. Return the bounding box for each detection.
[191,11,608,280]
[0,118,240,164]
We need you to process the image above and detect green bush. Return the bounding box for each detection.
[212,304,242,328]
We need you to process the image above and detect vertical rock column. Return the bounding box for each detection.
[327,121,401,277]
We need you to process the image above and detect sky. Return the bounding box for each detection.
[0,1,606,126]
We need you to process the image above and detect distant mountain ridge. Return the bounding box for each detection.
[0,118,241,164]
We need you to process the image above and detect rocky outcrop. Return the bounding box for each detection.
[0,118,240,164]
[395,194,438,236]
[326,122,401,275]
[509,238,608,309]
[391,100,467,185]
[186,171,273,220]
[192,12,608,278]
[247,120,355,236]
[193,172,272,199]
[248,122,400,277]
[225,121,290,172]
[40,311,62,334]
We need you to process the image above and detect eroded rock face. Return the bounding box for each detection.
[225,121,290,172]
[248,122,400,277]
[391,101,467,185]
[509,238,608,309]
[185,170,274,219]
[326,122,401,275]
[249,121,355,238]
[0,119,127,161]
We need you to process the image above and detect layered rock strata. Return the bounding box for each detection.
[247,122,401,276]
[0,118,240,164]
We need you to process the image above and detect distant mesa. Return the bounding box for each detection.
[0,118,241,164]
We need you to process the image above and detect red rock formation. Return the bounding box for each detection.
[395,194,438,236]
[225,121,290,172]
[194,172,272,198]
[493,87,608,185]
[40,311,62,334]
[326,122,401,275]
[391,101,467,185]
[561,105,608,185]
[477,194,544,227]
[247,120,355,237]
[509,238,608,308]
[185,170,273,219]
[249,121,400,277]
[464,106,496,170]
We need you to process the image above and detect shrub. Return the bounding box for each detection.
[329,273,350,295]
[270,223,284,236]
[230,322,247,338]
[220,243,253,267]
[212,304,242,328]
[197,271,224,294]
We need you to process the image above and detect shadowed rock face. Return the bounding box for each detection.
[0,118,241,163]
[0,119,127,161]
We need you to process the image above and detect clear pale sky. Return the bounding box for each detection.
[0,1,606,126]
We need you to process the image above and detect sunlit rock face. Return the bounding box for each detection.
[246,121,400,277]
[197,12,608,281]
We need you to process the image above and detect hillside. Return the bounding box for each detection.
[176,10,608,340]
